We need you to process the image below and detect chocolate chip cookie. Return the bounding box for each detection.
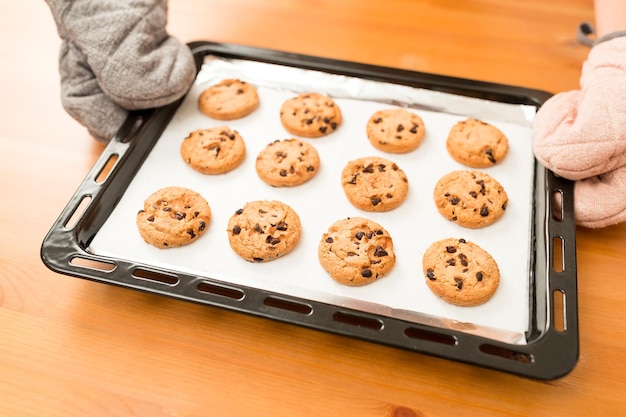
[198,78,259,120]
[136,186,211,248]
[341,156,409,212]
[446,118,509,168]
[279,92,342,138]
[366,108,426,153]
[318,217,396,286]
[255,138,320,187]
[422,237,500,306]
[433,170,508,228]
[180,126,246,174]
[226,200,302,262]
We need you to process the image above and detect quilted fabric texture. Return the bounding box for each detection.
[533,36,626,228]
[46,0,196,141]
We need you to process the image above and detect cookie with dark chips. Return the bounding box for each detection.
[180,126,246,174]
[422,237,500,307]
[366,108,426,153]
[255,138,320,187]
[136,186,211,248]
[198,78,259,120]
[433,170,508,228]
[341,156,409,212]
[446,118,509,168]
[226,200,301,262]
[318,217,396,286]
[279,92,342,138]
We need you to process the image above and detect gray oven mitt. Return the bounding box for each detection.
[45,0,196,141]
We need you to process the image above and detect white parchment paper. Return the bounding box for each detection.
[90,56,538,344]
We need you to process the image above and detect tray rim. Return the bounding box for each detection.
[40,40,578,380]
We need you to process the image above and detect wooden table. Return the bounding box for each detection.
[3,0,625,415]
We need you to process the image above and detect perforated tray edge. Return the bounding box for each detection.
[41,41,578,380]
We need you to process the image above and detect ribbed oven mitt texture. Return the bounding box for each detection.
[533,36,626,228]
[45,0,196,141]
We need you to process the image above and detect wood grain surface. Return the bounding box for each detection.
[3,1,626,416]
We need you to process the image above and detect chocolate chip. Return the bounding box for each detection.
[446,258,456,266]
[147,216,155,222]
[469,191,478,198]
[325,236,334,243]
[280,169,287,177]
[253,257,264,262]
[361,269,373,278]
[458,238,466,243]
[162,206,172,212]
[232,225,241,235]
[235,208,243,215]
[319,126,328,133]
[485,148,496,163]
[476,180,486,195]
[187,229,197,239]
[307,165,315,172]
[276,222,288,231]
[355,232,365,240]
[373,117,383,124]
[446,246,457,253]
[454,278,463,290]
[396,124,404,132]
[363,164,374,173]
[374,245,388,257]
[266,236,281,245]
[174,212,186,220]
[199,221,206,231]
[371,197,382,206]
[348,174,358,185]
[449,196,460,205]
[426,269,436,280]
[194,211,200,217]
[476,272,484,281]
[480,205,489,217]
[253,223,263,233]
[330,122,338,130]
[409,124,419,134]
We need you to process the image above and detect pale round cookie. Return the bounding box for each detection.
[366,108,426,153]
[446,118,509,168]
[136,186,211,249]
[279,92,342,138]
[422,237,500,307]
[433,170,508,228]
[318,217,396,286]
[227,200,301,262]
[341,156,409,212]
[198,78,259,120]
[255,138,320,187]
[180,126,246,174]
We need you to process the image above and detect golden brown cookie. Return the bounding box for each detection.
[422,237,500,307]
[226,200,302,262]
[433,170,508,228]
[136,186,211,249]
[198,78,259,120]
[341,156,409,212]
[255,138,320,187]
[318,217,396,286]
[366,108,426,153]
[279,92,342,138]
[180,126,246,174]
[446,118,509,168]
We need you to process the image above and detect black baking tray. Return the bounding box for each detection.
[41,41,578,380]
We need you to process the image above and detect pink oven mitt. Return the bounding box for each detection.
[45,0,196,141]
[533,35,626,228]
